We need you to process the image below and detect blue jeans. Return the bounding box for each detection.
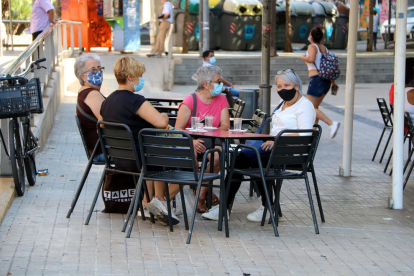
[224,85,240,97]
[307,75,331,98]
[93,153,105,162]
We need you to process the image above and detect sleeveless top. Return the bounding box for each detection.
[305,44,328,71]
[405,87,414,121]
[77,88,104,156]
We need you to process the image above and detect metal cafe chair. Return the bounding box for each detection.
[372,98,393,163]
[227,129,319,236]
[84,121,152,226]
[403,112,414,189]
[123,129,226,244]
[66,115,106,218]
[230,99,246,118]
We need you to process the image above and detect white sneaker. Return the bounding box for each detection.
[247,206,270,222]
[147,197,180,225]
[138,207,151,219]
[330,121,340,139]
[201,205,229,221]
[160,200,183,216]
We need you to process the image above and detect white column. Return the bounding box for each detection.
[340,0,358,177]
[392,0,408,210]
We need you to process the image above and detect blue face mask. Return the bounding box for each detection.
[87,70,103,87]
[210,83,223,97]
[132,78,144,92]
[308,37,312,44]
[209,57,217,65]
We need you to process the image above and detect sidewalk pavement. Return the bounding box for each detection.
[1,52,414,275]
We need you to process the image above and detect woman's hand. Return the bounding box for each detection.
[261,140,274,151]
[193,139,206,154]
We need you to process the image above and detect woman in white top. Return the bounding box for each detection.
[301,27,340,139]
[201,69,316,222]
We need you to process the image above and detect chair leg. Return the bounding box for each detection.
[249,181,254,197]
[404,160,414,190]
[66,156,96,218]
[165,182,174,232]
[122,185,139,232]
[403,149,414,174]
[84,170,106,225]
[126,176,145,238]
[372,127,386,161]
[179,185,189,230]
[384,149,393,174]
[380,129,393,163]
[304,175,319,234]
[187,180,203,244]
[259,175,279,237]
[310,164,325,223]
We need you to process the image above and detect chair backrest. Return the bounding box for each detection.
[405,112,414,141]
[310,124,322,163]
[138,129,200,180]
[377,98,393,127]
[75,115,91,160]
[230,99,246,118]
[97,121,142,170]
[265,129,318,175]
[247,109,267,133]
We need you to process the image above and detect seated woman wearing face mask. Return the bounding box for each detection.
[201,69,316,222]
[100,56,182,225]
[175,65,230,213]
[75,53,106,162]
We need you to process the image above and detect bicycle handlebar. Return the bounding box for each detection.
[0,58,47,80]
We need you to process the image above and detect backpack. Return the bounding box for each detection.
[313,45,340,81]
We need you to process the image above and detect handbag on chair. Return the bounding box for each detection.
[240,101,284,159]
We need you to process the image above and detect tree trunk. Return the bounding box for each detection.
[270,0,277,57]
[366,0,374,52]
[284,0,292,52]
[182,0,190,53]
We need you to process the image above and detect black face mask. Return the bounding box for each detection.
[278,88,297,101]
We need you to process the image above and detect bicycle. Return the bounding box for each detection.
[0,58,47,196]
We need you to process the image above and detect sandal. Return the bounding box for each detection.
[208,190,220,206]
[194,190,207,213]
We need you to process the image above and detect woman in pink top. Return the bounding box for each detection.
[175,65,230,213]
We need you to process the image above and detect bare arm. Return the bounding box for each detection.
[47,9,55,25]
[301,44,317,63]
[136,101,169,129]
[407,89,414,105]
[83,90,105,119]
[175,104,191,130]
[221,78,233,88]
[218,107,230,131]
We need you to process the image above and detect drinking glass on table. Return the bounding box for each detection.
[191,117,200,129]
[205,115,214,128]
[234,118,242,130]
[196,122,204,130]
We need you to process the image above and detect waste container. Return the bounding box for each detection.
[290,1,315,44]
[174,0,200,50]
[333,2,349,49]
[274,1,286,50]
[61,0,112,51]
[310,1,338,49]
[239,88,260,119]
[220,0,262,51]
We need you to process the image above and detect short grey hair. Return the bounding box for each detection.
[74,53,101,86]
[275,69,304,96]
[196,65,222,90]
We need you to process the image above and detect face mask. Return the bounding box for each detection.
[210,83,224,97]
[278,88,297,101]
[209,57,216,65]
[131,78,144,92]
[87,70,103,87]
[308,36,312,44]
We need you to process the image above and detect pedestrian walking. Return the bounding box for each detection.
[147,0,174,57]
[30,0,57,41]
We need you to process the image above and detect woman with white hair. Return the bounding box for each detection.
[175,65,230,213]
[75,53,106,161]
[202,69,316,221]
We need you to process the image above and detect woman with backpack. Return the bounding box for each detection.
[301,27,340,139]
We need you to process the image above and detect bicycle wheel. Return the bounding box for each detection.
[9,119,26,196]
[24,152,36,186]
[23,122,37,186]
